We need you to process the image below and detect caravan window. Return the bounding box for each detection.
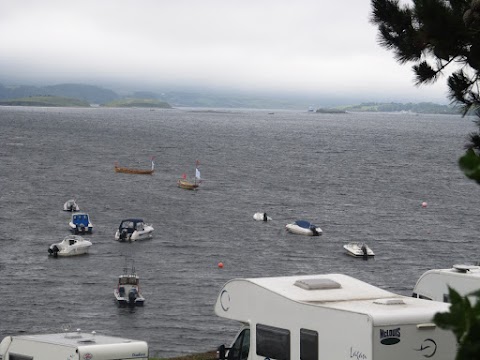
[228,328,250,360]
[9,354,33,360]
[300,328,318,360]
[256,324,290,360]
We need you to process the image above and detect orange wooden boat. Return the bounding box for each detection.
[177,178,199,190]
[114,158,155,175]
[177,161,201,190]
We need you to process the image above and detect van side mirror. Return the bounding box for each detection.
[217,344,226,360]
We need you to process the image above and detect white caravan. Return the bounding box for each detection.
[412,264,480,303]
[215,273,457,360]
[0,331,148,360]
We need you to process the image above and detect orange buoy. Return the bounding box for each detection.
[218,262,224,269]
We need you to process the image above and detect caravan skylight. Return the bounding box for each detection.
[294,278,341,290]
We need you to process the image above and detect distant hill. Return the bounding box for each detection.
[0,82,464,114]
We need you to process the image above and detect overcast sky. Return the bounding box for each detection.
[0,0,451,103]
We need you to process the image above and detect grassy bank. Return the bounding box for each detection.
[103,98,172,108]
[0,96,90,107]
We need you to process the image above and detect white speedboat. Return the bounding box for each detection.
[69,213,93,234]
[114,219,154,241]
[48,235,92,257]
[343,242,375,258]
[285,220,322,236]
[63,199,80,212]
[114,265,145,307]
[253,212,272,221]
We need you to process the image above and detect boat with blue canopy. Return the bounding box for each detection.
[68,213,93,234]
[286,220,322,236]
[114,218,154,242]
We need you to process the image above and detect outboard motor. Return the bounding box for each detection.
[310,225,319,236]
[119,229,128,241]
[361,244,368,260]
[49,245,59,258]
[128,289,137,307]
[263,213,268,222]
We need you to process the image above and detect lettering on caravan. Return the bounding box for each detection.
[379,328,401,345]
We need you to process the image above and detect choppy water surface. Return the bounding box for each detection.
[0,106,479,357]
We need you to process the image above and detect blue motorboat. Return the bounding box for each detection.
[69,213,93,234]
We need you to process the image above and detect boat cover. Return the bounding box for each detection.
[294,220,313,229]
[119,219,144,230]
[72,214,90,226]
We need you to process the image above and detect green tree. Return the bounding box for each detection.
[433,288,480,359]
[371,0,480,183]
[371,1,480,358]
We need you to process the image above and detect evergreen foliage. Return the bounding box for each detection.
[371,0,480,180]
[433,288,480,360]
[371,1,480,358]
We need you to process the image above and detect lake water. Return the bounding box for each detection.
[0,106,479,357]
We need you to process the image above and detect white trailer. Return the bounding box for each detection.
[214,273,457,360]
[412,264,480,303]
[0,331,148,360]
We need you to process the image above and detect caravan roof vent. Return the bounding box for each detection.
[294,278,341,290]
[373,298,405,305]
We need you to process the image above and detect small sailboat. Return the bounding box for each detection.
[177,161,202,190]
[114,157,155,175]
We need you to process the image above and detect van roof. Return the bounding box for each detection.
[425,265,480,277]
[217,273,451,325]
[250,273,392,302]
[13,332,145,348]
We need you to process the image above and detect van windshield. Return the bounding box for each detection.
[228,328,250,360]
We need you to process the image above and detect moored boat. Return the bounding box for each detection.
[343,242,375,258]
[114,157,155,175]
[48,235,92,257]
[114,264,145,307]
[178,160,201,190]
[63,199,80,212]
[285,220,322,236]
[69,213,93,234]
[253,212,272,221]
[177,178,199,190]
[114,219,154,241]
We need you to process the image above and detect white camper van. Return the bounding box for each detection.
[215,273,457,360]
[0,331,148,360]
[412,264,480,303]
